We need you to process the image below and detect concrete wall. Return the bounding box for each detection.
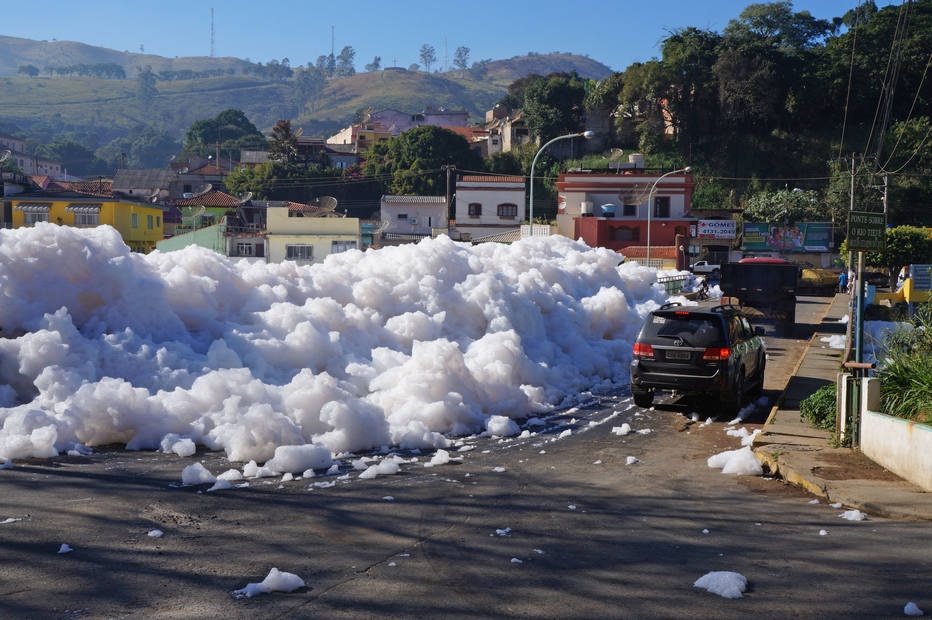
[861,410,932,491]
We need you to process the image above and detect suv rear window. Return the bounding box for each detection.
[642,313,724,348]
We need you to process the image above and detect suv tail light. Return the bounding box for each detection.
[702,347,731,361]
[633,342,655,359]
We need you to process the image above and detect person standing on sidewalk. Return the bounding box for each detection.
[838,270,848,293]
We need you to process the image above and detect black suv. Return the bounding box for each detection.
[629,303,766,413]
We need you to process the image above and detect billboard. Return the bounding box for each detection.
[696,219,737,239]
[742,222,833,253]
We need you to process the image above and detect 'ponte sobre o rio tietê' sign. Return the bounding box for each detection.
[847,211,886,252]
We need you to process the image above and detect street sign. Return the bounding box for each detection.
[847,211,886,251]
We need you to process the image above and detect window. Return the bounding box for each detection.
[623,204,636,217]
[157,216,161,227]
[612,226,639,242]
[147,215,154,229]
[468,203,482,217]
[25,211,49,225]
[286,244,313,261]
[653,196,671,218]
[497,203,518,219]
[74,212,99,227]
[132,213,139,228]
[331,240,356,254]
[397,213,408,220]
[236,243,255,257]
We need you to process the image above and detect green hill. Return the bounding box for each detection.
[0,35,612,150]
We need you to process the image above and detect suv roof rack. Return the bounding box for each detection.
[710,303,742,314]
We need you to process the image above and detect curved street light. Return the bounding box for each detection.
[645,166,692,266]
[527,130,595,237]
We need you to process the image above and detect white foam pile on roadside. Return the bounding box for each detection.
[0,224,673,467]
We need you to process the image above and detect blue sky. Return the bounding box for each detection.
[7,1,900,72]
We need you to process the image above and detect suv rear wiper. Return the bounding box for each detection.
[657,334,694,347]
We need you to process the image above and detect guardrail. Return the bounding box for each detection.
[657,274,689,294]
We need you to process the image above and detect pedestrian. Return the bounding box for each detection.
[838,270,848,293]
[897,265,910,289]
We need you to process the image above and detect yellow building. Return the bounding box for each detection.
[11,195,165,252]
[266,204,360,264]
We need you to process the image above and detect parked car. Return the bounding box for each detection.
[629,302,766,413]
[690,260,721,278]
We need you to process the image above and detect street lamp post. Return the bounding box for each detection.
[528,130,594,237]
[645,166,692,266]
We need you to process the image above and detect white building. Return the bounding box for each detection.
[452,175,525,241]
[379,195,448,238]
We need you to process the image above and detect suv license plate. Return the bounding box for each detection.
[666,350,691,360]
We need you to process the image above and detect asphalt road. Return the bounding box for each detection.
[1,297,928,619]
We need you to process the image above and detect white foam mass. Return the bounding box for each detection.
[0,224,667,465]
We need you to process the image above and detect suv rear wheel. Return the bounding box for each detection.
[632,388,653,408]
[723,370,745,415]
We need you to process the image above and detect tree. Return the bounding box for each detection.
[612,61,669,153]
[741,188,827,224]
[268,120,301,165]
[364,56,382,72]
[522,72,588,143]
[419,44,437,73]
[723,1,833,51]
[136,65,158,111]
[96,128,180,169]
[659,27,723,157]
[453,46,470,73]
[181,109,267,161]
[336,46,356,77]
[851,226,932,286]
[316,54,335,77]
[35,137,108,176]
[18,64,39,77]
[361,125,483,195]
[292,65,327,114]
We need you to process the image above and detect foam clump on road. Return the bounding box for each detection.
[693,570,748,598]
[0,225,671,467]
[707,445,764,476]
[231,567,305,598]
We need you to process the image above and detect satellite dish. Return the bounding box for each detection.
[376,218,391,233]
[318,196,338,214]
[241,191,254,203]
[607,148,624,161]
[0,149,11,163]
[294,127,304,138]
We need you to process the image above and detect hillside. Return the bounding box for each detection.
[0,35,612,149]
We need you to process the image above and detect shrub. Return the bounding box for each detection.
[800,383,837,430]
[874,302,932,424]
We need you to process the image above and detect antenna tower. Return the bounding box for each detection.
[210,7,215,57]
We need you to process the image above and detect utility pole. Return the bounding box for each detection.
[442,164,455,222]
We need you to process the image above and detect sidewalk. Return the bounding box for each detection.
[753,293,932,521]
